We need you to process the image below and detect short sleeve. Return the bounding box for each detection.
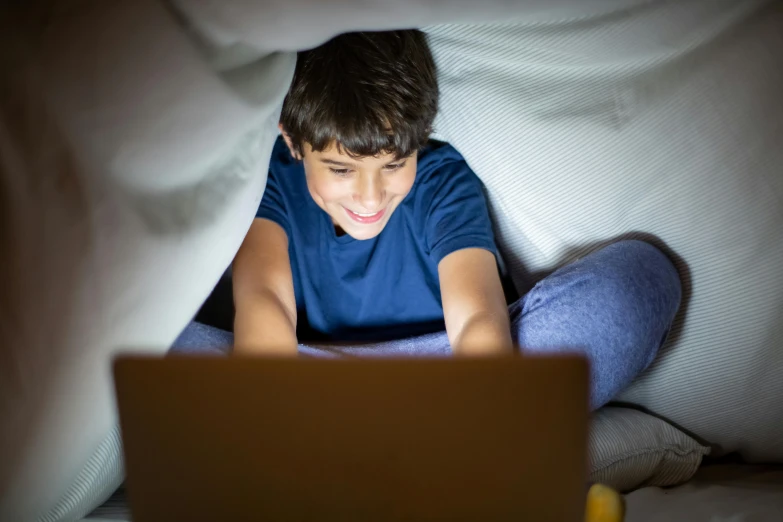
[255,166,291,238]
[424,157,498,265]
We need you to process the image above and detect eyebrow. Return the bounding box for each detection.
[320,158,407,168]
[320,159,356,167]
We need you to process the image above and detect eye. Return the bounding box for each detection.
[329,168,352,177]
[384,161,406,172]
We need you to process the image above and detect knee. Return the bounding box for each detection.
[581,240,682,375]
[609,240,681,301]
[596,240,682,328]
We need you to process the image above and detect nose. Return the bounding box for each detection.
[354,173,384,211]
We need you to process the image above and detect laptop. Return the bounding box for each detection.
[113,355,589,521]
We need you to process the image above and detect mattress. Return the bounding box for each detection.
[625,464,783,522]
[85,465,783,521]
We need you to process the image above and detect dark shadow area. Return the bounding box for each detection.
[195,268,235,332]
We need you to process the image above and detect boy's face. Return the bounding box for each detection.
[283,135,417,240]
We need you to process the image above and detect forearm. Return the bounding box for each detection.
[451,311,513,356]
[233,291,298,356]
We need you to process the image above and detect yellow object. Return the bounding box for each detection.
[585,484,625,522]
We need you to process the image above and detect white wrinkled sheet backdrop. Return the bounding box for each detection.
[426,0,783,462]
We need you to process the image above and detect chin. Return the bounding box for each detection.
[340,219,387,240]
[346,227,383,241]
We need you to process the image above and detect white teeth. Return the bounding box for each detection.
[352,210,380,217]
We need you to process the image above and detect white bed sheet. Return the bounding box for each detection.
[625,464,783,522]
[85,465,783,521]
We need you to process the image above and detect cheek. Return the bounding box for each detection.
[387,169,416,195]
[309,173,349,204]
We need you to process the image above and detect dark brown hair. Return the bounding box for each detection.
[280,30,438,160]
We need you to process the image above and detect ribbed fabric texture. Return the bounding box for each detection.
[83,484,128,521]
[426,0,783,463]
[589,408,709,492]
[38,427,124,522]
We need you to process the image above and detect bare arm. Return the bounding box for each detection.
[438,248,513,356]
[232,219,298,356]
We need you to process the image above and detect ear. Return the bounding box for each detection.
[278,124,302,160]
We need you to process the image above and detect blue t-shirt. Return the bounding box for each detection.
[256,136,499,342]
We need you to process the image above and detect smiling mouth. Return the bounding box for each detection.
[344,207,386,224]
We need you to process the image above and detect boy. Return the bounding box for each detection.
[176,30,681,409]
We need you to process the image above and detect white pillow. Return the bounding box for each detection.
[426,0,783,463]
[589,408,709,492]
